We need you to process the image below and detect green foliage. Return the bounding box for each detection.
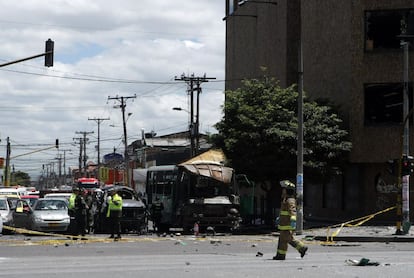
[212,76,351,183]
[11,171,31,186]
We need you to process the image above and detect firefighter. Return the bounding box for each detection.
[151,197,164,233]
[273,180,308,260]
[107,189,123,240]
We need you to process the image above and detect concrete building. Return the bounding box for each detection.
[225,0,414,223]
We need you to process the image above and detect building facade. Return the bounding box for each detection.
[225,0,414,222]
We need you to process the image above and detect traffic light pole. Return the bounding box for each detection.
[0,39,54,68]
[396,42,411,235]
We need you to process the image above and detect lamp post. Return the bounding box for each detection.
[238,0,277,6]
[172,107,195,156]
[396,29,414,234]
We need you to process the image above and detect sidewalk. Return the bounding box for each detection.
[301,225,414,242]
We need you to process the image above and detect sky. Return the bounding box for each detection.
[0,1,226,181]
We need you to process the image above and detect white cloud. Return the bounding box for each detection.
[0,1,225,179]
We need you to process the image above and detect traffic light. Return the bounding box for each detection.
[55,139,59,149]
[45,38,54,67]
[401,155,414,176]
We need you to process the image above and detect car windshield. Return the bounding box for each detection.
[34,200,67,211]
[24,198,38,207]
[0,199,7,210]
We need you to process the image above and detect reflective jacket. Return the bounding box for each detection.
[107,193,122,217]
[277,197,297,231]
[68,193,76,210]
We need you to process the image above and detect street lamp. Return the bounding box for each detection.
[172,107,189,113]
[396,30,414,234]
[236,0,303,234]
[238,0,277,6]
[172,107,197,157]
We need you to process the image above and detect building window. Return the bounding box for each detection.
[364,83,413,125]
[228,0,235,15]
[365,9,414,51]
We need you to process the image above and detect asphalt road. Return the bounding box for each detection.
[0,233,414,278]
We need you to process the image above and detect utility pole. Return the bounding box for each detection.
[396,28,414,234]
[296,0,304,235]
[55,154,62,185]
[59,149,71,185]
[175,73,216,157]
[4,137,10,186]
[73,137,83,177]
[88,117,110,167]
[76,131,94,177]
[108,94,136,187]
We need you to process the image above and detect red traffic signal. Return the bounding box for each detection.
[401,155,414,176]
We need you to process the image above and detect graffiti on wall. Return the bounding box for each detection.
[375,173,398,210]
[375,173,398,194]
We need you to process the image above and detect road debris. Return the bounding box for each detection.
[345,258,380,266]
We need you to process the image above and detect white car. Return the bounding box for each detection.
[43,193,72,201]
[0,197,13,234]
[12,198,70,232]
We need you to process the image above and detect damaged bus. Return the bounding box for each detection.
[145,149,242,233]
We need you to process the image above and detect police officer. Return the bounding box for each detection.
[151,197,164,233]
[273,180,308,260]
[106,189,123,240]
[74,188,88,239]
[68,187,78,236]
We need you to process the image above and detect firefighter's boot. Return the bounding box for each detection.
[273,254,286,260]
[299,246,308,258]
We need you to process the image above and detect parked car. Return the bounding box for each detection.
[0,187,28,198]
[43,193,72,201]
[0,197,13,234]
[12,198,70,233]
[20,195,39,207]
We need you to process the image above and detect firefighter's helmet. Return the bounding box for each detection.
[280,180,295,189]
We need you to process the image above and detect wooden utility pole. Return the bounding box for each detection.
[175,73,215,157]
[88,117,110,167]
[75,131,94,177]
[108,95,136,187]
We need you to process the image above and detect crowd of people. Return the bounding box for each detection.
[67,187,123,240]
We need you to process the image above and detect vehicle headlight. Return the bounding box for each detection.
[229,208,239,215]
[3,214,12,223]
[34,215,43,222]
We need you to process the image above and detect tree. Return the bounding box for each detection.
[11,171,31,186]
[212,76,352,183]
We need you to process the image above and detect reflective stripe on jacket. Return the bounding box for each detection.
[277,197,296,231]
[107,193,122,217]
[68,193,76,210]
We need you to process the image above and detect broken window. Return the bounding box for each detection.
[364,83,413,125]
[365,9,414,51]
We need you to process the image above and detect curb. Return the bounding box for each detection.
[312,235,414,243]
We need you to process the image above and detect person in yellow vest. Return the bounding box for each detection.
[68,187,79,236]
[273,180,308,260]
[106,189,123,240]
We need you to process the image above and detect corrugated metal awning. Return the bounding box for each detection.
[179,149,233,183]
[179,149,226,165]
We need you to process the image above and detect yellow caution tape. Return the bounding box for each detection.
[323,206,396,243]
